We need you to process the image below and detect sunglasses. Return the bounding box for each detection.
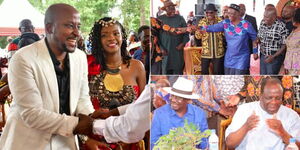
[206,11,215,14]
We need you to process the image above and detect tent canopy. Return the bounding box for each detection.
[0,0,45,36]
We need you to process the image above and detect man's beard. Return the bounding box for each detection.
[62,43,76,53]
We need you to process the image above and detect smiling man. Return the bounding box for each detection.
[195,3,225,75]
[197,4,258,75]
[225,77,300,150]
[157,0,189,75]
[0,3,95,150]
[150,77,208,149]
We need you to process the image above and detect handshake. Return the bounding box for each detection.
[73,108,119,135]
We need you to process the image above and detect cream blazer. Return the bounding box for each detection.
[0,39,94,150]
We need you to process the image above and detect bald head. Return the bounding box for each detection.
[239,4,246,17]
[265,4,275,10]
[45,3,79,25]
[222,5,229,19]
[44,3,81,54]
[263,8,277,26]
[282,5,295,21]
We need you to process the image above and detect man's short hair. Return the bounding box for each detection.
[137,25,150,40]
[19,19,34,32]
[260,77,283,94]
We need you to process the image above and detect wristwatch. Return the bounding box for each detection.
[78,135,88,144]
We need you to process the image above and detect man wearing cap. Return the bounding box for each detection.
[150,77,208,149]
[195,3,225,74]
[197,4,258,75]
[157,1,189,75]
[8,19,40,60]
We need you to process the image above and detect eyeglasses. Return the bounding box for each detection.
[206,11,214,14]
[170,95,185,101]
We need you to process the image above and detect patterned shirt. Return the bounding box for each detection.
[203,19,257,70]
[195,17,225,59]
[258,20,289,56]
[213,75,245,100]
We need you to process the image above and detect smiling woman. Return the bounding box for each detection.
[83,17,146,150]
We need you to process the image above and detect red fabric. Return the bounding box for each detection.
[8,43,18,51]
[133,85,140,98]
[87,55,101,75]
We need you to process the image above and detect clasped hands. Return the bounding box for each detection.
[175,25,204,34]
[73,108,119,135]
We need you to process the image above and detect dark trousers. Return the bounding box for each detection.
[224,67,249,75]
[260,54,284,75]
[201,57,224,75]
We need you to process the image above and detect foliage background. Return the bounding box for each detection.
[0,0,150,48]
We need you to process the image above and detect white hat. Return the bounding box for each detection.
[163,77,200,100]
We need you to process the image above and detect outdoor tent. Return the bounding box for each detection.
[0,0,45,36]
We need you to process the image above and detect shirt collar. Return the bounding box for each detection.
[45,38,69,67]
[242,14,246,19]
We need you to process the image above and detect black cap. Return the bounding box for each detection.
[205,4,217,11]
[229,4,240,12]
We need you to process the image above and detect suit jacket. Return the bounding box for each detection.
[244,14,258,53]
[245,14,257,32]
[0,39,94,150]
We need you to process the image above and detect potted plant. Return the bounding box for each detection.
[153,119,211,150]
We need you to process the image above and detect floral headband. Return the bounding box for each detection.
[98,18,117,27]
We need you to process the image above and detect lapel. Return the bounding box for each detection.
[69,51,78,115]
[36,39,59,113]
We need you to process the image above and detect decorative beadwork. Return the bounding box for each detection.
[89,72,136,109]
[98,19,117,27]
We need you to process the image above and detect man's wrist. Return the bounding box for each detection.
[279,129,291,145]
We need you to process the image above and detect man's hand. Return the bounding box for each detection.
[86,138,110,150]
[219,100,237,118]
[266,114,291,144]
[226,95,241,107]
[243,111,260,131]
[73,114,94,135]
[253,54,259,60]
[176,43,185,51]
[186,25,197,33]
[91,108,120,119]
[264,55,274,63]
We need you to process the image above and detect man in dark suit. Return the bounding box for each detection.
[239,4,258,54]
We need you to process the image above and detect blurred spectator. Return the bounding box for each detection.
[8,19,39,59]
[133,25,150,82]
[281,5,296,35]
[239,4,258,55]
[284,8,300,74]
[221,5,229,19]
[156,6,164,17]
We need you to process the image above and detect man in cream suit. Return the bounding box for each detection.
[0,3,95,150]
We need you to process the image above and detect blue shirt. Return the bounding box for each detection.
[205,19,257,70]
[151,104,208,149]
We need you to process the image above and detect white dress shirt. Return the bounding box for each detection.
[93,85,150,143]
[226,101,300,150]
